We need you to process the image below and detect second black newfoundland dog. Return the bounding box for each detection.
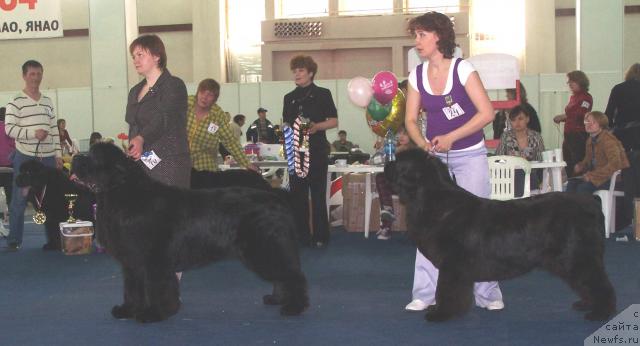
[72,143,308,322]
[16,159,95,250]
[385,149,616,322]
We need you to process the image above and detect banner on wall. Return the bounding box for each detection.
[1,0,63,40]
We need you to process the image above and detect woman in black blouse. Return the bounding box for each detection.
[125,34,190,188]
[282,55,338,248]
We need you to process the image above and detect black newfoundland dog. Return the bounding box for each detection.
[16,159,95,250]
[193,169,271,190]
[385,149,616,322]
[72,143,308,322]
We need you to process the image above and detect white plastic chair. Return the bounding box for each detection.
[593,170,624,238]
[488,155,531,200]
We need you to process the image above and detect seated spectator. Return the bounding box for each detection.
[496,105,545,194]
[246,107,276,144]
[0,107,15,223]
[493,83,542,139]
[57,119,76,155]
[374,125,415,240]
[89,132,103,147]
[567,111,629,194]
[230,114,245,144]
[331,130,356,152]
[221,114,246,158]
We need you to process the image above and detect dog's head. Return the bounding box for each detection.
[384,148,454,201]
[72,143,132,192]
[15,159,50,191]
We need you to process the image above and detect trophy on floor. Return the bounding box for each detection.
[64,193,78,223]
[298,116,311,152]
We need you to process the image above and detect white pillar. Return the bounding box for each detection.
[88,0,138,137]
[192,0,226,83]
[523,0,556,73]
[576,0,623,74]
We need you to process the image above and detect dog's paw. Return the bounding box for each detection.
[584,310,613,321]
[572,300,591,311]
[111,304,135,319]
[42,242,60,251]
[135,307,166,323]
[263,294,283,306]
[279,303,306,316]
[424,306,451,322]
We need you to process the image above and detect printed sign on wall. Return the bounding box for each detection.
[1,0,63,40]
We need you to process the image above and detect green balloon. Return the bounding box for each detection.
[367,99,391,121]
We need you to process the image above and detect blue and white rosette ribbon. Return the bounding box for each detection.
[283,124,296,175]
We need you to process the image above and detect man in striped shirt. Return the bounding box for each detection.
[4,60,62,251]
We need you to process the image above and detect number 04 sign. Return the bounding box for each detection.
[1,0,63,40]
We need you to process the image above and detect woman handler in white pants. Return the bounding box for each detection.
[403,12,504,312]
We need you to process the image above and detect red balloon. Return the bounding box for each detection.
[372,71,398,105]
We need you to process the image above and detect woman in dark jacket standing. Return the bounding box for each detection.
[125,34,190,187]
[605,63,640,151]
[282,55,338,248]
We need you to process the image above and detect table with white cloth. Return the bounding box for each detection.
[219,161,289,186]
[530,160,566,193]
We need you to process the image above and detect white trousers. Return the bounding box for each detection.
[411,147,503,306]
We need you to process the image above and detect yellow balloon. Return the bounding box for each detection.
[365,89,405,137]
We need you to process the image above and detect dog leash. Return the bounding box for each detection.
[445,151,457,185]
[34,140,43,161]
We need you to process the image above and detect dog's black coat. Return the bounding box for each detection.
[385,149,616,322]
[72,143,308,322]
[195,169,271,190]
[15,160,95,250]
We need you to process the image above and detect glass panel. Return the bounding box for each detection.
[338,0,393,16]
[227,0,265,82]
[276,0,329,18]
[406,0,460,14]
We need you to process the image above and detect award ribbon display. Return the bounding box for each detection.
[292,117,310,178]
[283,124,296,175]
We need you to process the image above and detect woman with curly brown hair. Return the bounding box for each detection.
[282,55,338,248]
[554,70,593,177]
[403,12,503,312]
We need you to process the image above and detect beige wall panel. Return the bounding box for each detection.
[61,0,89,28]
[624,14,640,69]
[136,0,192,25]
[555,16,576,73]
[0,37,91,91]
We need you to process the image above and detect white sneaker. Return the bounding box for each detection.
[0,223,8,237]
[478,300,505,311]
[405,299,430,311]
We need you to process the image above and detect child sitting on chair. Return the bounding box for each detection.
[374,125,415,240]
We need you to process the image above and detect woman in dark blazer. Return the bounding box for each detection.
[282,55,338,248]
[125,34,190,187]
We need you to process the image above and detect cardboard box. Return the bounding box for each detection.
[341,173,406,232]
[342,173,374,232]
[59,221,94,255]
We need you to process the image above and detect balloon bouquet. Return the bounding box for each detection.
[347,71,405,138]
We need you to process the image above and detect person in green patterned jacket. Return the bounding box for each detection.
[187,78,258,188]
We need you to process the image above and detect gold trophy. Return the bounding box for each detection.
[64,193,78,223]
[298,116,311,152]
